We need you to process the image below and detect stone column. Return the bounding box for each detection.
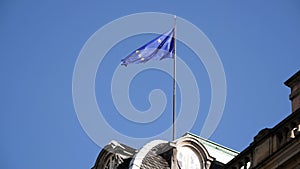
[285,70,300,113]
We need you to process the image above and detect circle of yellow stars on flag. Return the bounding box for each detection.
[135,38,162,61]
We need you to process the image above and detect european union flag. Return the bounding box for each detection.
[121,29,175,66]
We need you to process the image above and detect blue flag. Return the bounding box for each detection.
[121,29,175,66]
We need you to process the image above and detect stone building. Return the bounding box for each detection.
[92,133,238,169]
[92,70,300,169]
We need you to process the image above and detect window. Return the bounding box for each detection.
[177,146,201,169]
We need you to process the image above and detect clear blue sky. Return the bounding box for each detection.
[1,1,300,168]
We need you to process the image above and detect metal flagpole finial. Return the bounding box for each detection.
[174,15,177,26]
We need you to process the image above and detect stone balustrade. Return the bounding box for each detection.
[225,109,300,169]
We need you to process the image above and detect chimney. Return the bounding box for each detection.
[284,70,300,113]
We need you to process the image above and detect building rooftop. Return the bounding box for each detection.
[184,132,239,164]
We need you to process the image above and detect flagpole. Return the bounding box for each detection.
[173,15,177,141]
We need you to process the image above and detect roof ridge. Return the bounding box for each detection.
[184,132,239,154]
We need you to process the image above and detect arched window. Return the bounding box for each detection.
[177,146,202,169]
